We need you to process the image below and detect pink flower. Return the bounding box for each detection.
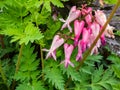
[61,43,74,68]
[44,35,64,60]
[60,6,81,32]
[95,10,106,26]
[100,27,106,45]
[90,22,106,46]
[85,14,92,26]
[74,20,85,46]
[100,34,106,46]
[76,40,83,61]
[81,4,92,15]
[90,22,100,37]
[80,28,90,52]
[95,10,115,38]
[88,22,102,54]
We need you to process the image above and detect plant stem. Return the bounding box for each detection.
[0,60,10,90]
[15,44,24,73]
[76,0,120,71]
[64,77,71,90]
[11,44,24,90]
[0,35,5,48]
[40,46,44,70]
[40,45,44,80]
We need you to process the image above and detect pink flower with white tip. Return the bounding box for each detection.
[81,4,92,15]
[74,20,85,47]
[60,6,81,32]
[89,22,102,54]
[61,43,74,68]
[76,40,83,61]
[95,10,115,38]
[43,35,64,60]
[80,28,90,52]
[85,14,92,26]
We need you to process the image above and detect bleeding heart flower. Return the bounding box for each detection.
[74,20,85,46]
[81,4,92,15]
[44,35,64,60]
[85,14,92,26]
[95,10,115,38]
[80,28,90,52]
[61,43,74,68]
[76,40,83,61]
[60,6,81,32]
[88,22,103,54]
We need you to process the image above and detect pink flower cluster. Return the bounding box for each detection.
[44,5,115,68]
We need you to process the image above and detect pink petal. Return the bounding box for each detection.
[85,14,92,25]
[74,20,85,46]
[76,40,83,61]
[61,6,81,32]
[62,44,74,68]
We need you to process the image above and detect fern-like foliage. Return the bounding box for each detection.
[42,0,64,12]
[1,23,43,45]
[75,66,117,90]
[0,0,44,45]
[14,44,45,90]
[16,81,45,90]
[43,60,65,90]
[60,64,81,82]
[107,53,120,79]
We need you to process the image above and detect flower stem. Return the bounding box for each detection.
[0,60,10,90]
[0,35,5,48]
[40,45,44,80]
[12,44,24,90]
[76,0,120,71]
[15,44,24,73]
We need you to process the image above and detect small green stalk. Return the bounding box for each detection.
[12,44,24,90]
[40,45,44,71]
[15,44,24,73]
[40,45,45,81]
[0,60,10,90]
[76,0,120,71]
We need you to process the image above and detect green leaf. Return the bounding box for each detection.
[44,21,61,40]
[1,23,44,45]
[115,30,120,36]
[20,22,44,45]
[51,0,64,8]
[43,0,64,12]
[14,44,40,81]
[43,60,65,90]
[112,65,120,78]
[75,66,118,90]
[92,66,104,83]
[60,64,81,82]
[104,0,118,4]
[43,0,51,12]
[60,0,69,2]
[16,81,45,90]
